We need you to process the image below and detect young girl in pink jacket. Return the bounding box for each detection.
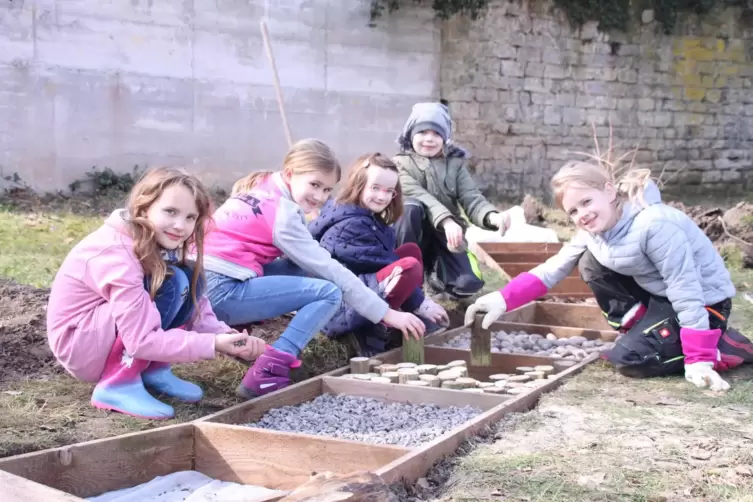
[203,139,426,399]
[47,167,265,420]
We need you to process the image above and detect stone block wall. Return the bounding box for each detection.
[441,1,753,199]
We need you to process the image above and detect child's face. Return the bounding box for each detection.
[411,130,444,158]
[145,184,199,250]
[285,170,337,214]
[561,183,618,234]
[360,166,398,214]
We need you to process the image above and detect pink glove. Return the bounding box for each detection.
[680,327,722,365]
[501,272,549,312]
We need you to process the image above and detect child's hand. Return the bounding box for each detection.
[442,219,464,251]
[383,309,425,340]
[489,211,511,236]
[415,297,450,327]
[215,331,266,361]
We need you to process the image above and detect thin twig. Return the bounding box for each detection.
[719,216,753,248]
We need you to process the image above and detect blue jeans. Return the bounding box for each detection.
[145,264,199,330]
[205,259,342,357]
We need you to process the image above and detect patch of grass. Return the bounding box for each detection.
[0,206,101,287]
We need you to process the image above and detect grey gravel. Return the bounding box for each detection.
[437,330,617,361]
[246,394,482,447]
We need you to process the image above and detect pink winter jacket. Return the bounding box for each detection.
[46,210,229,383]
[203,173,388,324]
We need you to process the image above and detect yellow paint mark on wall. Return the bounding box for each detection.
[684,87,706,101]
[672,36,751,104]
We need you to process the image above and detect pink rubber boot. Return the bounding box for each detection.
[91,336,174,419]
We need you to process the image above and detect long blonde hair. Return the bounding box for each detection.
[337,153,404,225]
[231,138,342,195]
[126,167,212,311]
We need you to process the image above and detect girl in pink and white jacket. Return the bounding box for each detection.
[465,160,752,391]
[47,167,265,420]
[203,139,426,400]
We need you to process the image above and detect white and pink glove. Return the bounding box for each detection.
[464,272,548,329]
[681,327,729,391]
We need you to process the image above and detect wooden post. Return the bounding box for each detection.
[402,334,425,365]
[470,312,491,366]
[260,20,293,149]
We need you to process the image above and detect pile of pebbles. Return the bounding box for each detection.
[247,394,482,447]
[436,330,615,361]
[343,359,555,396]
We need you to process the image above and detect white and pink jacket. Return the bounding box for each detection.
[47,210,229,383]
[203,173,388,324]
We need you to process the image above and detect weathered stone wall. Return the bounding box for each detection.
[442,1,753,199]
[0,0,440,192]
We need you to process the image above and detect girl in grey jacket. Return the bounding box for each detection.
[465,160,752,391]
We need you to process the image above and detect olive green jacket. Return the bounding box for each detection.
[393,146,498,230]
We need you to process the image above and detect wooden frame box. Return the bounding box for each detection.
[424,321,618,358]
[470,241,592,299]
[201,351,597,485]
[500,301,611,331]
[0,421,408,501]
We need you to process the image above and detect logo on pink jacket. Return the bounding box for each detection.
[204,176,285,276]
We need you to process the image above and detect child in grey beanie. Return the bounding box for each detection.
[393,102,511,299]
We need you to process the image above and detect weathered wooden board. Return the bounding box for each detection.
[0,420,410,500]
[0,423,194,500]
[194,423,408,490]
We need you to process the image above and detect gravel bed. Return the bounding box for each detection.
[246,394,483,447]
[436,330,616,361]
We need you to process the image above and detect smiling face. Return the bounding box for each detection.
[561,182,619,234]
[411,129,444,158]
[360,165,398,214]
[285,170,338,214]
[145,183,199,250]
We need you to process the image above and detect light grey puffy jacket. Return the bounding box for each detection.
[530,181,735,330]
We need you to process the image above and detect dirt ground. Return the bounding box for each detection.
[399,361,753,502]
[0,279,61,382]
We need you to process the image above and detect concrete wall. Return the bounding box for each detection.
[442,1,753,199]
[0,0,441,192]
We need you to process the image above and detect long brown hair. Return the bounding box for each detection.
[337,153,403,225]
[231,138,342,195]
[126,167,212,314]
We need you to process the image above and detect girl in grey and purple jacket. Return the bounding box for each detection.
[466,160,752,391]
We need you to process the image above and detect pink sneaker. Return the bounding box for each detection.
[236,345,301,400]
